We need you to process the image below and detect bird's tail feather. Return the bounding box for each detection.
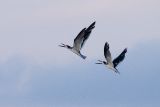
[80,54,86,59]
[115,69,120,74]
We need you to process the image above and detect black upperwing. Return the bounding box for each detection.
[73,22,96,51]
[73,28,86,51]
[113,48,127,68]
[80,21,96,49]
[74,28,86,43]
[104,42,112,63]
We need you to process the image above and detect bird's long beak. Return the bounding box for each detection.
[59,43,65,47]
[95,62,102,64]
[95,60,103,64]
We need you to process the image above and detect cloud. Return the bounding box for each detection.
[0,40,160,107]
[0,55,32,97]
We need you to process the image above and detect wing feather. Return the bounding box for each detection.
[73,22,95,51]
[113,48,127,67]
[81,22,95,48]
[104,42,112,63]
[73,28,86,51]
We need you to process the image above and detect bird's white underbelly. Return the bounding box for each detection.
[71,49,80,56]
[106,63,117,72]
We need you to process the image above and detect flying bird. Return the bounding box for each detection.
[96,42,127,74]
[59,22,96,59]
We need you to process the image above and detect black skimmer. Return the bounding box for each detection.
[59,22,96,59]
[96,42,127,74]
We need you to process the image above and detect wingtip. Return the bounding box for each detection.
[105,42,109,47]
[124,48,127,53]
[105,41,109,44]
[90,21,96,27]
[87,21,96,30]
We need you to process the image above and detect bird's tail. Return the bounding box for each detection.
[115,68,120,74]
[80,54,87,59]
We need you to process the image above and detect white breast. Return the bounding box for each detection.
[71,49,79,54]
[106,63,117,72]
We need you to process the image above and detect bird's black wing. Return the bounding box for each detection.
[113,48,127,68]
[73,22,95,51]
[104,42,112,63]
[80,21,96,49]
[73,28,86,51]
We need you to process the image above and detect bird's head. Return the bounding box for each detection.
[59,43,72,49]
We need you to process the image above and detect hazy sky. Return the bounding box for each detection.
[0,0,160,107]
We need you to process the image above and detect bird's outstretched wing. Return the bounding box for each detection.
[80,21,95,49]
[73,28,86,51]
[113,48,127,68]
[73,22,95,51]
[104,42,112,63]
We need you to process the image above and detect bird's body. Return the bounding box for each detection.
[70,48,86,59]
[106,62,114,69]
[59,22,96,59]
[106,63,118,73]
[96,42,127,74]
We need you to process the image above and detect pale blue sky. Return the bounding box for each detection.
[0,0,160,107]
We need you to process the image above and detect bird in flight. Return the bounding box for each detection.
[96,42,127,74]
[59,22,96,59]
